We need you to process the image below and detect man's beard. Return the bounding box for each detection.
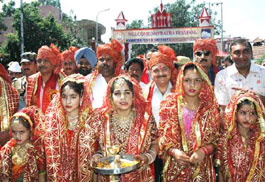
[78,68,92,76]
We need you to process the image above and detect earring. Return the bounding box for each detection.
[80,100,83,106]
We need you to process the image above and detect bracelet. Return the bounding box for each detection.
[146,150,157,164]
[200,147,209,155]
[167,148,175,156]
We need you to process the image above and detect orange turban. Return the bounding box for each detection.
[193,38,218,67]
[37,44,62,74]
[62,46,78,64]
[148,45,176,71]
[97,39,123,76]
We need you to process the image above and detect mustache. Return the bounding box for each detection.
[200,59,208,63]
[100,64,110,69]
[38,66,47,70]
[157,75,167,78]
[131,74,139,79]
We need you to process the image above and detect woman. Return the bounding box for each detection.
[159,62,220,181]
[0,106,45,181]
[90,74,158,182]
[215,91,265,182]
[44,74,98,181]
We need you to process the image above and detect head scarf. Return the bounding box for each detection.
[148,45,178,85]
[223,90,265,181]
[193,38,218,67]
[62,46,79,64]
[74,47,97,68]
[97,39,123,76]
[10,106,44,141]
[37,44,62,74]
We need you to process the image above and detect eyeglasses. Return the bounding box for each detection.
[195,51,211,57]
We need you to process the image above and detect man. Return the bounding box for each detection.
[221,55,233,69]
[215,39,265,110]
[26,44,65,113]
[12,52,38,110]
[193,38,220,85]
[74,47,97,76]
[62,46,78,76]
[13,52,37,98]
[0,64,19,147]
[85,39,123,109]
[124,57,146,88]
[143,45,177,182]
[174,55,192,71]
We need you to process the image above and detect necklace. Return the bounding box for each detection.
[182,100,200,111]
[12,143,32,165]
[67,115,79,130]
[111,110,135,147]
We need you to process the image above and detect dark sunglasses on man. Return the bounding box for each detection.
[195,51,211,57]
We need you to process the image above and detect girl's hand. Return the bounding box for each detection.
[90,154,103,167]
[170,148,190,165]
[189,149,205,164]
[134,154,149,166]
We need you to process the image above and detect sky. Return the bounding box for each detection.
[1,0,265,42]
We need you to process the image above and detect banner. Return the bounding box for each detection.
[113,26,214,44]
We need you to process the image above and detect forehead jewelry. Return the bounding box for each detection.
[64,85,71,92]
[115,78,127,86]
[12,117,21,126]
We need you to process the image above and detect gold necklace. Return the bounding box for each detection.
[182,100,200,111]
[67,115,79,130]
[111,111,135,146]
[12,143,32,165]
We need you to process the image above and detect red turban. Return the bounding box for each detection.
[37,44,62,74]
[193,38,218,67]
[97,39,123,76]
[148,45,176,70]
[62,46,78,64]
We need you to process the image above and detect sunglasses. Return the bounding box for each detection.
[195,51,211,57]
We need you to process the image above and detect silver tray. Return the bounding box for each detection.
[93,154,140,175]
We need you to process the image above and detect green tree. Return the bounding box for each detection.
[126,0,220,58]
[38,0,61,9]
[0,33,20,63]
[1,0,16,17]
[8,2,70,56]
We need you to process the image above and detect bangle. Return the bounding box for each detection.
[168,148,175,156]
[200,147,209,155]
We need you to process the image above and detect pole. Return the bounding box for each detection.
[96,8,110,49]
[220,2,223,53]
[210,2,223,53]
[20,0,24,54]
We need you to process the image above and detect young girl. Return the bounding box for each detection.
[215,91,265,182]
[0,106,46,182]
[159,62,220,181]
[44,73,98,181]
[90,74,158,182]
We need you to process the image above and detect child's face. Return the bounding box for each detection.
[183,69,203,98]
[11,122,31,145]
[236,104,257,129]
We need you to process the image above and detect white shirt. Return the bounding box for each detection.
[151,82,172,126]
[214,62,265,106]
[139,81,146,89]
[90,74,108,109]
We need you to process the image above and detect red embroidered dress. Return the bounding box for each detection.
[94,75,158,182]
[44,74,97,181]
[159,62,220,182]
[215,91,265,182]
[0,106,46,181]
[0,64,19,132]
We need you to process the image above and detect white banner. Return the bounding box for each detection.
[113,26,214,44]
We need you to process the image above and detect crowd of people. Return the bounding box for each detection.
[0,38,264,182]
